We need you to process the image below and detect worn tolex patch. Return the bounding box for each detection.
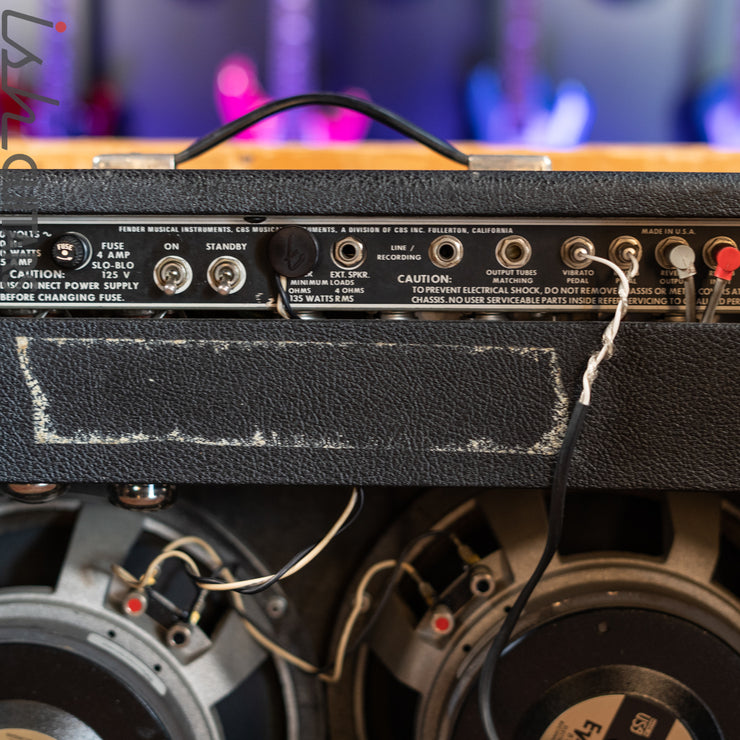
[14,336,569,455]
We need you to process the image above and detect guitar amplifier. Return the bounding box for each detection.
[0,167,739,740]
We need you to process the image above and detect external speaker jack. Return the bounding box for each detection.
[332,237,366,269]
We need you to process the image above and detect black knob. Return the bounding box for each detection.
[51,233,91,270]
[267,226,319,278]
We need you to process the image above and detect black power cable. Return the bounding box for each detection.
[478,401,590,740]
[476,252,634,738]
[174,93,470,167]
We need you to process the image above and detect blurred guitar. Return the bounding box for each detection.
[697,16,740,146]
[214,0,370,143]
[466,0,592,146]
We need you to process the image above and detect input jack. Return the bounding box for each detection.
[560,236,595,269]
[207,256,246,295]
[702,236,738,269]
[608,236,642,269]
[332,237,366,269]
[153,256,192,295]
[429,235,463,269]
[495,235,532,269]
[655,236,689,269]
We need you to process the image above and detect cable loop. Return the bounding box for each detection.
[174,93,470,167]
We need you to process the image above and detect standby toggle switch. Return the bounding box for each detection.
[50,232,92,270]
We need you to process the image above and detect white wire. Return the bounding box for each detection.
[353,644,371,740]
[112,549,202,590]
[195,486,360,592]
[232,553,421,681]
[163,535,221,562]
[229,558,419,681]
[229,583,323,674]
[320,559,401,683]
[116,483,359,595]
[111,505,425,683]
[578,252,638,406]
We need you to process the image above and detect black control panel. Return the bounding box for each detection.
[1,217,738,313]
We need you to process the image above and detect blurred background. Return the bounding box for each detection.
[3,0,740,146]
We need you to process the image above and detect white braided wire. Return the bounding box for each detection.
[579,252,639,406]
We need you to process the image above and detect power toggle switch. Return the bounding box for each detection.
[51,233,92,270]
[153,256,193,295]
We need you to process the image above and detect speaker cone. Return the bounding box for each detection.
[329,490,740,740]
[0,492,324,740]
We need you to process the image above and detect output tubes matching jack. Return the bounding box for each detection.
[495,235,532,269]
